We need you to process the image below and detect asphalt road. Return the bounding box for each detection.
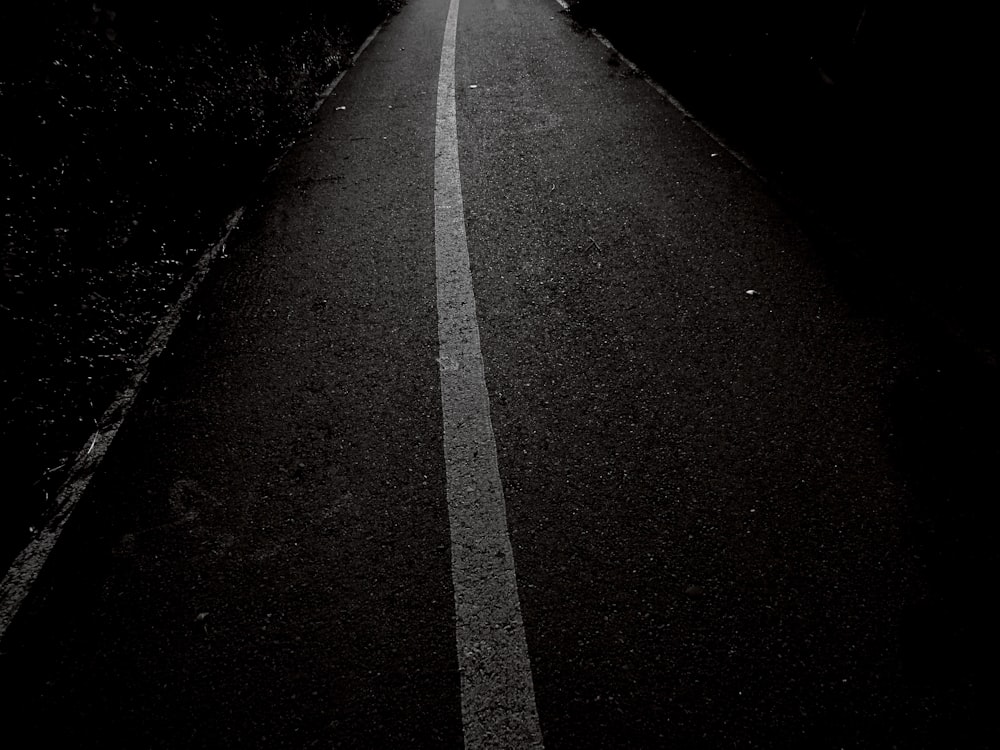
[1,0,997,747]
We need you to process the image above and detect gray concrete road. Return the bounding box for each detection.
[1,0,996,747]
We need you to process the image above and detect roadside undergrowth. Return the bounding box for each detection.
[1,1,403,569]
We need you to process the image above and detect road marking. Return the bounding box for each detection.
[434,0,544,747]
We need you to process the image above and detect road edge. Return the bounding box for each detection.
[0,22,388,644]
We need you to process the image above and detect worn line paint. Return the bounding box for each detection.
[434,0,544,747]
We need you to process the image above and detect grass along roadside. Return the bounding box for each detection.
[1,1,403,572]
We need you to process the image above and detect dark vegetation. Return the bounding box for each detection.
[1,1,402,568]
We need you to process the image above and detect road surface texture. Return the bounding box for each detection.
[2,0,996,747]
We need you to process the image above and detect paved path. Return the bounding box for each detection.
[1,0,995,747]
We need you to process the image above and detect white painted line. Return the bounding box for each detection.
[0,22,389,642]
[434,0,544,747]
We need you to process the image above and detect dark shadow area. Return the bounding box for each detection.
[567,2,998,744]
[569,0,994,354]
[887,334,1000,748]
